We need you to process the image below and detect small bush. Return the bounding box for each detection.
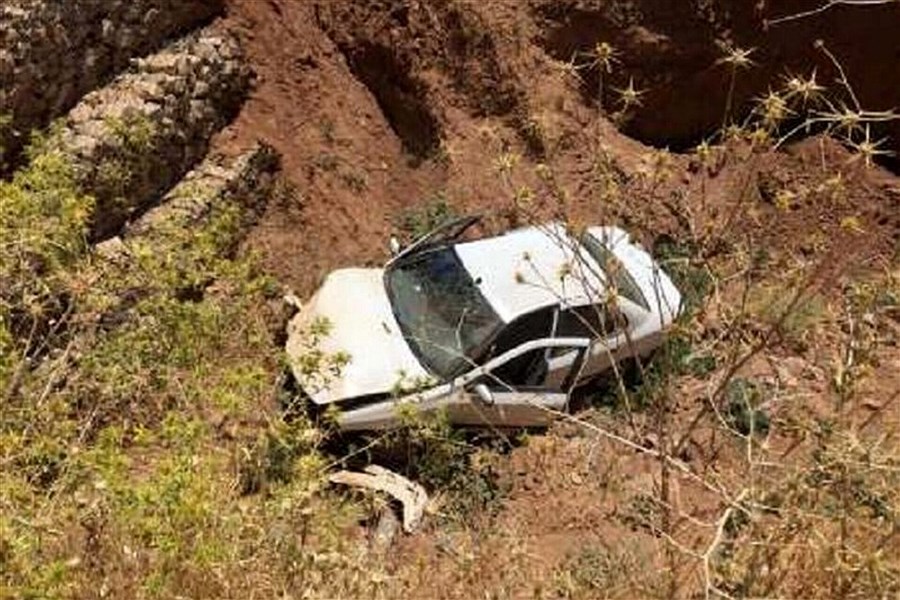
[392,194,459,242]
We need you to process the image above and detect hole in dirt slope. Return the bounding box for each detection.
[215,0,446,296]
[333,41,442,162]
[314,0,535,152]
[533,0,899,169]
[535,2,719,114]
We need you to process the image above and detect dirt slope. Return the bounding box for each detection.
[218,0,897,297]
[209,1,899,596]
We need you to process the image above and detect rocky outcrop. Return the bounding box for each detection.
[46,27,252,239]
[0,0,224,170]
[91,143,280,318]
[124,142,279,251]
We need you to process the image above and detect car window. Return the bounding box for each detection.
[555,305,622,339]
[486,308,554,388]
[549,305,625,358]
[491,308,555,355]
[580,233,650,311]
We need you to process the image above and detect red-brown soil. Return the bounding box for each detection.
[530,0,900,155]
[216,0,897,297]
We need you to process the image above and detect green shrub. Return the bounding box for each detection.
[392,194,459,242]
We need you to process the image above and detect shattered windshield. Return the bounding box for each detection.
[385,247,502,379]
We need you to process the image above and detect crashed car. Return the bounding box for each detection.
[286,217,682,430]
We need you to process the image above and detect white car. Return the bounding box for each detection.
[286,217,682,430]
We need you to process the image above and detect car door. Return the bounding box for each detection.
[482,307,555,387]
[338,331,591,429]
[453,336,592,426]
[544,303,628,387]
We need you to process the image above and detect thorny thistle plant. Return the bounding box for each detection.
[611,77,648,126]
[764,0,899,28]
[613,77,646,109]
[708,39,897,168]
[716,40,756,128]
[845,124,894,167]
[781,69,827,107]
[754,89,793,132]
[571,41,621,113]
[587,41,620,75]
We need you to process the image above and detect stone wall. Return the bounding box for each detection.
[46,27,252,239]
[125,142,279,251]
[92,142,280,315]
[0,0,224,170]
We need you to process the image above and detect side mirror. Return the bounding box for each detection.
[389,235,402,256]
[472,382,494,405]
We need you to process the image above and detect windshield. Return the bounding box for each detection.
[385,247,503,379]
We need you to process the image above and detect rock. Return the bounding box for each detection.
[42,27,253,239]
[82,143,279,320]
[124,142,279,246]
[0,0,226,171]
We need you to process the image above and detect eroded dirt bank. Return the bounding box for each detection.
[218,0,898,297]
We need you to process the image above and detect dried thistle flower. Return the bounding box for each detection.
[782,69,826,106]
[716,41,756,70]
[613,77,647,108]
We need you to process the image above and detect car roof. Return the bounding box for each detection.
[454,223,609,323]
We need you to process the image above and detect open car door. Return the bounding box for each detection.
[451,337,592,427]
[387,214,482,267]
[337,337,590,430]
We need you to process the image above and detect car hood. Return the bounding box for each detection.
[285,268,431,405]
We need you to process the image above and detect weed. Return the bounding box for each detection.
[340,169,368,192]
[392,193,459,242]
[313,152,340,172]
[319,118,336,145]
[0,126,385,598]
[0,144,93,379]
[652,236,713,313]
[93,113,158,217]
[748,284,828,350]
[286,316,351,397]
[716,40,756,127]
[0,113,12,161]
[723,378,771,436]
[551,544,657,599]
